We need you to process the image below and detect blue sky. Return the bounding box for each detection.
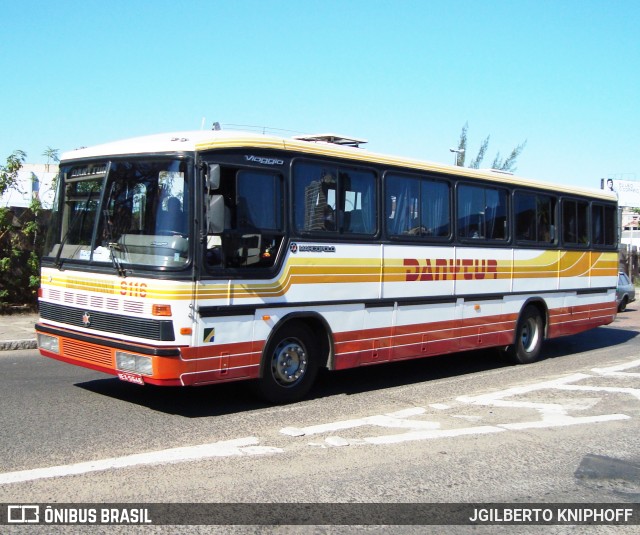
[1,0,638,189]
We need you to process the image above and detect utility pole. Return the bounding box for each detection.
[449,148,465,166]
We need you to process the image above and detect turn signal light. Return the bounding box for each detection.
[152,304,172,317]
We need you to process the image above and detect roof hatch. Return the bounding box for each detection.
[292,133,368,148]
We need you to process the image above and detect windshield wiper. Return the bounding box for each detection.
[102,209,127,277]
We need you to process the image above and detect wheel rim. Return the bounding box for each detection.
[271,338,308,387]
[521,317,540,353]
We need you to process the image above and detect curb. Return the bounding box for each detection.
[0,339,38,351]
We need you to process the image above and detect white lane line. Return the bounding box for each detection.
[386,407,427,418]
[0,437,283,485]
[360,413,630,445]
[457,373,594,420]
[364,425,505,445]
[557,384,640,400]
[280,407,438,437]
[325,436,351,447]
[592,358,640,378]
[289,368,637,447]
[499,413,630,430]
[457,373,593,406]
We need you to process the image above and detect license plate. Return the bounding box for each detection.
[117,372,145,385]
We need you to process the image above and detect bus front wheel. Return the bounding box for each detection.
[504,305,544,364]
[257,321,319,404]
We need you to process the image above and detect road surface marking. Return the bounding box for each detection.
[283,368,636,446]
[0,437,283,485]
[363,425,505,445]
[556,384,640,401]
[458,373,631,429]
[281,407,437,437]
[592,358,640,378]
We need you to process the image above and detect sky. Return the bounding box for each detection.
[1,0,639,190]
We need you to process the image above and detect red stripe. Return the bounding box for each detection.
[39,299,616,385]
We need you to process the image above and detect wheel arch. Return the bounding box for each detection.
[259,312,333,378]
[517,297,550,340]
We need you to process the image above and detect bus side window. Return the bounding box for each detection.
[340,168,376,235]
[515,191,556,244]
[591,203,617,247]
[538,195,556,243]
[457,184,508,242]
[386,173,450,239]
[515,192,536,241]
[294,163,337,232]
[206,168,284,269]
[562,199,589,246]
[293,161,376,236]
[386,174,420,237]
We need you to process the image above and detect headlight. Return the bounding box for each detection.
[37,333,59,353]
[136,356,153,376]
[116,351,152,376]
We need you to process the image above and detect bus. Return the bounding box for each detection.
[36,130,619,403]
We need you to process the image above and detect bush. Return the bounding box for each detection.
[0,202,50,309]
[0,150,50,309]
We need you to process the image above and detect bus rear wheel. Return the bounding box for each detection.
[504,305,544,364]
[257,321,319,404]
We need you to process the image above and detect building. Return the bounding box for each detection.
[0,163,58,209]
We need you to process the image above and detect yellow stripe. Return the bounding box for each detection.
[42,251,617,301]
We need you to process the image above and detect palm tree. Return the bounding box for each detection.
[454,122,526,172]
[42,147,59,172]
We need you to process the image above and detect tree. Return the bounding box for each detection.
[42,146,59,172]
[0,150,27,197]
[454,122,526,172]
[0,150,47,308]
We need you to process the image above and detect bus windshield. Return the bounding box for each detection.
[44,159,190,271]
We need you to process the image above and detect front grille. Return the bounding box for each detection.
[61,338,113,367]
[39,301,175,341]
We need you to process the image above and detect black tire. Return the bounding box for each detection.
[618,296,628,312]
[257,321,319,404]
[504,305,544,364]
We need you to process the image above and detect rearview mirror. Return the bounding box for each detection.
[207,164,220,190]
[207,194,225,234]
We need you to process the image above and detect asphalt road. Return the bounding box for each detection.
[1,306,640,534]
